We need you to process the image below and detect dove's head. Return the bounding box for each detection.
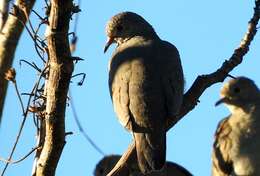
[215,77,260,111]
[104,12,157,53]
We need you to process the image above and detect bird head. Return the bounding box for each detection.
[94,155,121,176]
[215,77,260,109]
[104,12,157,53]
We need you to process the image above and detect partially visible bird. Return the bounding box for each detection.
[212,77,260,176]
[94,154,192,176]
[104,12,184,174]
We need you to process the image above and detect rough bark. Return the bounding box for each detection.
[0,0,9,31]
[0,0,35,122]
[35,0,74,175]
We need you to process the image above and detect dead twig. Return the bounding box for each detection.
[0,65,48,176]
[0,147,40,164]
[69,90,105,156]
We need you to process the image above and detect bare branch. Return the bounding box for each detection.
[34,0,74,175]
[69,90,105,156]
[107,1,260,175]
[0,0,9,31]
[0,147,40,164]
[0,0,36,122]
[0,65,48,176]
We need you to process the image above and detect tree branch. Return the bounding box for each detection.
[0,0,35,122]
[35,0,74,175]
[107,1,260,175]
[0,147,40,164]
[0,0,9,31]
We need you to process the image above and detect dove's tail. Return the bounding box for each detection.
[133,131,166,174]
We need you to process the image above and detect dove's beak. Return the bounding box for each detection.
[104,37,114,53]
[215,97,229,106]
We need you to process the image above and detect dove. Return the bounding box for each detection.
[104,12,184,174]
[212,77,260,176]
[94,155,192,176]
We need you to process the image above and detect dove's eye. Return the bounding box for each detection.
[234,87,240,93]
[116,24,123,32]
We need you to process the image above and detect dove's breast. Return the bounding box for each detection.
[108,37,167,130]
[230,113,260,175]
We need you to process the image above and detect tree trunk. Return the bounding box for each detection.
[35,0,74,175]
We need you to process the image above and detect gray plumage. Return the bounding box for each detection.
[104,12,184,174]
[212,77,260,176]
[94,155,192,176]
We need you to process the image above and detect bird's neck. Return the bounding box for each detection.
[116,33,160,46]
[115,37,131,45]
[228,102,260,121]
[227,104,247,116]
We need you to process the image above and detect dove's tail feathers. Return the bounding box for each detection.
[134,131,166,174]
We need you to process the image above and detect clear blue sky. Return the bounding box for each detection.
[1,0,260,175]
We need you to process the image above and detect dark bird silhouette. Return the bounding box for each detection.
[94,155,192,176]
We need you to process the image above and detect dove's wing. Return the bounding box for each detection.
[212,116,233,176]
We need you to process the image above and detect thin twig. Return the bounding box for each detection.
[71,73,86,85]
[69,90,105,156]
[0,65,48,176]
[0,147,40,164]
[1,112,27,175]
[10,11,45,54]
[19,59,41,73]
[13,81,25,115]
[31,10,44,21]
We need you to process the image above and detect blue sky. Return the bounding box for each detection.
[1,0,260,175]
